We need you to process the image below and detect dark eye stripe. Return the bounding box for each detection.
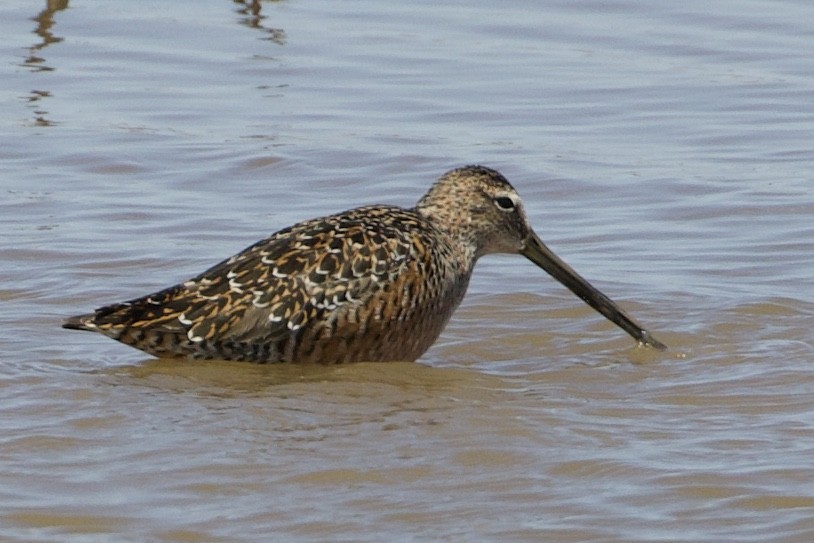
[494,196,515,210]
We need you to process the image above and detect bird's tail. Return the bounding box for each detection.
[62,314,97,331]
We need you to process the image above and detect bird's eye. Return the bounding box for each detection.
[494,196,515,211]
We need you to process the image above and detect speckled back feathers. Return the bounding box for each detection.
[64,166,527,363]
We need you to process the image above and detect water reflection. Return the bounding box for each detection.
[104,358,490,396]
[233,0,287,44]
[24,0,69,72]
[22,0,69,127]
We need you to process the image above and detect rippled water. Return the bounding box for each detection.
[2,0,814,541]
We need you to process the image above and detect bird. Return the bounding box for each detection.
[63,165,666,363]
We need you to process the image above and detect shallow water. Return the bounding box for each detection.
[2,0,814,541]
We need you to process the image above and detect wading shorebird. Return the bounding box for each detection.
[64,166,666,363]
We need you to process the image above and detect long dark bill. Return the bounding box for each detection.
[522,231,667,351]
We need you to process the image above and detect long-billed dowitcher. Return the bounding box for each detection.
[64,165,666,362]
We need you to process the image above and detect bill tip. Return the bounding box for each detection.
[638,330,668,351]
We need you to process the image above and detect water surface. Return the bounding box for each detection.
[1,0,813,541]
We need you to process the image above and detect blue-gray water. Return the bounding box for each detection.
[2,1,813,541]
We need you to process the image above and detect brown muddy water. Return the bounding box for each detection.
[2,1,814,541]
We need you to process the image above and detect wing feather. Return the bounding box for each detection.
[110,206,429,351]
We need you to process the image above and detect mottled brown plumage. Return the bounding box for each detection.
[64,166,666,363]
